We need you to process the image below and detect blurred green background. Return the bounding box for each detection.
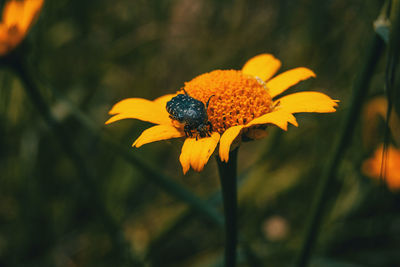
[1,0,399,266]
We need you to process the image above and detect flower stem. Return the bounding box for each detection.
[217,148,238,267]
[295,29,385,267]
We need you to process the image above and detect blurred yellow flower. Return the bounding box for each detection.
[0,0,44,56]
[362,145,400,191]
[106,54,338,174]
[362,97,400,148]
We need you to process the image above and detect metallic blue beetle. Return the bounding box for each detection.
[166,89,214,139]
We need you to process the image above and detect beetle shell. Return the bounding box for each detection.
[166,93,212,138]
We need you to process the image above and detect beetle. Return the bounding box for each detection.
[166,89,214,139]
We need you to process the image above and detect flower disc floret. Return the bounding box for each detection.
[182,70,273,133]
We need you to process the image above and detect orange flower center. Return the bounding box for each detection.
[181,70,273,133]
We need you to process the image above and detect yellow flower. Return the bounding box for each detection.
[106,54,338,174]
[0,0,44,56]
[362,97,400,148]
[362,145,400,191]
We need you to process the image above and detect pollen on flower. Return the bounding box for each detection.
[181,70,273,133]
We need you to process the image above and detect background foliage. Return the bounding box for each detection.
[1,0,399,266]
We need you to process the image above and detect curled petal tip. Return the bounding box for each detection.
[290,118,299,127]
[192,166,205,172]
[218,154,229,163]
[218,151,229,163]
[182,165,190,175]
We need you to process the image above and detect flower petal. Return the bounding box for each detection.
[242,54,281,82]
[267,67,316,98]
[245,128,268,140]
[20,0,44,34]
[106,98,171,125]
[362,97,400,146]
[3,0,24,27]
[219,125,244,162]
[0,24,16,55]
[362,145,400,191]
[245,110,298,130]
[132,125,184,148]
[153,93,176,105]
[179,132,220,174]
[275,91,339,114]
[179,141,191,175]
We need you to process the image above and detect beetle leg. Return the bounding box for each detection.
[197,124,210,139]
[184,124,189,137]
[206,95,215,109]
[207,121,213,132]
[184,124,193,138]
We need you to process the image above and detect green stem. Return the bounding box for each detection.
[385,0,400,143]
[217,148,238,267]
[295,33,385,267]
[145,169,263,266]
[106,137,224,225]
[382,0,400,182]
